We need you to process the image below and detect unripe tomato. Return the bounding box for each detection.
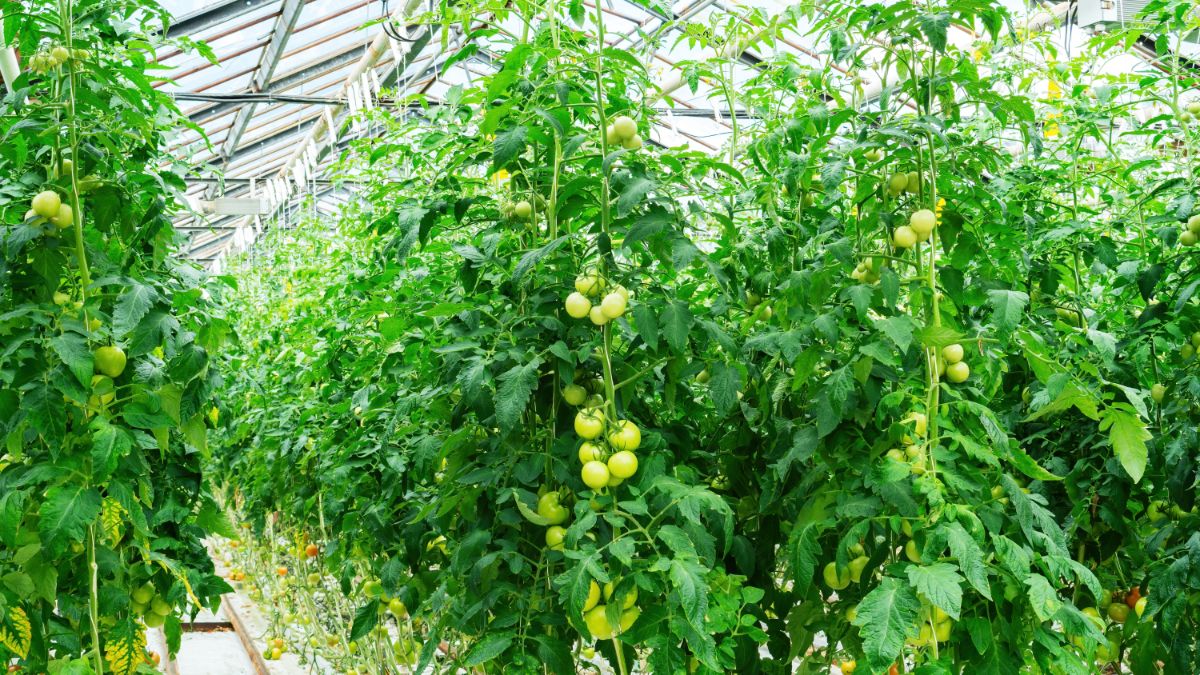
[696,368,710,384]
[545,526,567,550]
[823,562,850,590]
[581,461,610,489]
[583,580,601,611]
[513,200,532,219]
[603,582,638,609]
[887,173,908,195]
[893,225,917,249]
[941,343,964,364]
[1134,596,1147,617]
[611,116,637,141]
[619,606,640,632]
[31,190,61,218]
[600,292,627,319]
[1107,602,1128,623]
[607,420,641,451]
[848,555,870,583]
[578,441,604,463]
[565,292,591,319]
[574,410,604,439]
[934,620,952,642]
[51,203,74,228]
[537,492,569,524]
[1181,231,1197,246]
[588,305,610,326]
[911,412,927,436]
[574,272,605,297]
[905,540,921,563]
[584,605,614,639]
[563,384,588,406]
[607,450,638,479]
[621,135,643,151]
[945,361,970,383]
[94,345,127,378]
[1150,383,1165,403]
[905,171,920,193]
[910,209,936,238]
[605,125,620,145]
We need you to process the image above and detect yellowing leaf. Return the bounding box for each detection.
[0,606,31,658]
[104,620,147,675]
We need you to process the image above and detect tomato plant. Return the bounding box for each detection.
[0,1,229,672]
[207,0,1200,672]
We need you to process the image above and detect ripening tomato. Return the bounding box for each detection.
[1125,587,1141,609]
[305,543,319,558]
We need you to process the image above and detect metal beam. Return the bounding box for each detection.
[165,0,277,38]
[186,43,369,124]
[211,0,306,197]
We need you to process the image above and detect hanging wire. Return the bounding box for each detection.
[381,0,428,42]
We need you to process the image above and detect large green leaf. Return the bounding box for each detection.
[38,486,102,556]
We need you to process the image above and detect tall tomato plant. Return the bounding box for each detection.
[0,1,229,672]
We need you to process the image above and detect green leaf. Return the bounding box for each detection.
[491,126,528,172]
[616,176,655,217]
[917,324,963,349]
[114,282,158,339]
[38,486,102,556]
[918,12,951,52]
[1099,405,1150,483]
[987,289,1028,334]
[631,303,659,351]
[874,315,917,353]
[661,300,693,354]
[0,490,26,548]
[944,522,991,600]
[787,522,822,592]
[512,236,566,284]
[851,576,920,671]
[668,558,709,629]
[91,418,133,482]
[1025,573,1062,622]
[348,603,379,642]
[495,357,543,431]
[463,633,513,666]
[907,562,963,619]
[708,362,741,416]
[50,334,94,387]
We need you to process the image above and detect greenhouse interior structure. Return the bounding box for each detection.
[4,0,1200,672]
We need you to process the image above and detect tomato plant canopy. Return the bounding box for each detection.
[4,0,1200,673]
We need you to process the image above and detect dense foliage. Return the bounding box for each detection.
[218,0,1200,673]
[0,1,229,673]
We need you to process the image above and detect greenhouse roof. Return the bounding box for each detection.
[157,0,1190,266]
